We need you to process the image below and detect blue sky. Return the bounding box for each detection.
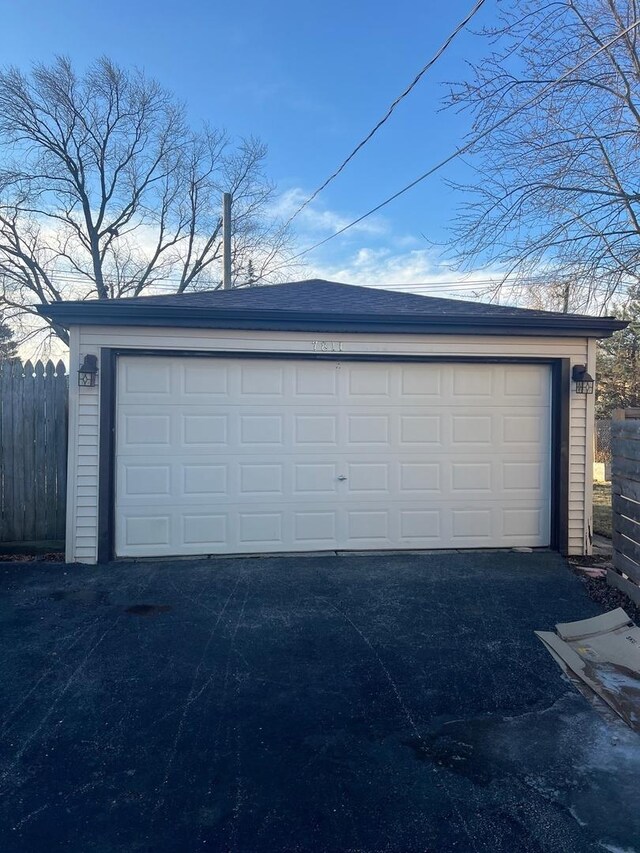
[0,0,496,292]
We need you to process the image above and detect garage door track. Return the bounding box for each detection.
[1,551,639,852]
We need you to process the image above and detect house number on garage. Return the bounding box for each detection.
[311,340,343,352]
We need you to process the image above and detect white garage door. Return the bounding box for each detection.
[114,356,552,557]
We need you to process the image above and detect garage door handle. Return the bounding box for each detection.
[337,475,347,481]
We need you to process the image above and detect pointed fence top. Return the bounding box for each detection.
[0,358,68,378]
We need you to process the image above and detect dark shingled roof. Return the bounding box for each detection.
[37,278,627,338]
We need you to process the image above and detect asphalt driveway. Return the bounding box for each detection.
[1,551,639,852]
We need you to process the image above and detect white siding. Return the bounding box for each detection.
[68,326,592,563]
[68,326,102,563]
[584,338,596,551]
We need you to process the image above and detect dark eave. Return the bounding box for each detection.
[35,280,628,339]
[35,300,627,338]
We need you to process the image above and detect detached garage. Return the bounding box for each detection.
[38,279,625,564]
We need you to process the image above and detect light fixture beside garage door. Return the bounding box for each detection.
[571,364,594,394]
[78,354,98,387]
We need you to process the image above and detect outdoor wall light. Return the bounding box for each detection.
[78,354,98,387]
[572,364,594,394]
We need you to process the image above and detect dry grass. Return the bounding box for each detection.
[592,481,612,539]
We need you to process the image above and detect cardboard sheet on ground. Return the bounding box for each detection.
[536,608,640,732]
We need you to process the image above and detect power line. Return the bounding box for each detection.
[375,280,635,296]
[285,18,640,262]
[45,270,635,298]
[282,0,487,229]
[42,272,549,292]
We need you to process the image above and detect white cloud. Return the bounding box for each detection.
[272,188,388,238]
[307,247,438,284]
[300,245,513,303]
[271,189,507,300]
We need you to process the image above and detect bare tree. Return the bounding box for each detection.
[445,0,640,313]
[0,308,16,360]
[0,57,292,345]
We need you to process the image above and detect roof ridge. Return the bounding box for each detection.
[93,278,615,321]
[35,278,627,338]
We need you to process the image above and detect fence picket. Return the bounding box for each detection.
[612,457,640,480]
[0,358,68,545]
[610,411,640,596]
[33,361,47,540]
[43,360,57,540]
[613,549,640,585]
[612,476,640,504]
[611,436,640,463]
[22,361,36,538]
[0,363,12,540]
[54,361,68,536]
[10,360,24,541]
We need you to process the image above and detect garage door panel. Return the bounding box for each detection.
[400,365,442,397]
[183,464,227,496]
[451,414,493,445]
[347,509,391,541]
[452,508,493,540]
[294,414,338,446]
[239,511,283,544]
[183,513,227,545]
[111,456,550,505]
[239,363,285,397]
[346,462,390,493]
[503,414,545,445]
[294,463,338,495]
[502,507,544,538]
[294,510,338,543]
[399,462,441,493]
[400,509,441,540]
[115,358,552,557]
[122,464,171,497]
[239,414,284,445]
[453,365,495,397]
[503,366,545,397]
[119,411,171,449]
[451,462,493,492]
[116,403,553,455]
[118,359,173,402]
[239,463,284,495]
[347,364,392,398]
[120,513,172,549]
[181,361,228,397]
[295,363,339,397]
[502,461,546,494]
[399,415,442,445]
[182,413,228,447]
[346,413,390,446]
[116,502,550,556]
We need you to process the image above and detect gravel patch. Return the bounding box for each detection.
[0,552,65,562]
[568,554,640,623]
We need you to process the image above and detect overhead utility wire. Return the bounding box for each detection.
[46,271,634,297]
[282,0,487,229]
[286,18,640,262]
[43,272,566,291]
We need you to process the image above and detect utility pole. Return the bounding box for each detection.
[223,192,232,290]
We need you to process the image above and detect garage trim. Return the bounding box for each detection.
[98,349,570,562]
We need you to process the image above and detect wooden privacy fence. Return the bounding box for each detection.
[609,408,640,605]
[0,359,68,546]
